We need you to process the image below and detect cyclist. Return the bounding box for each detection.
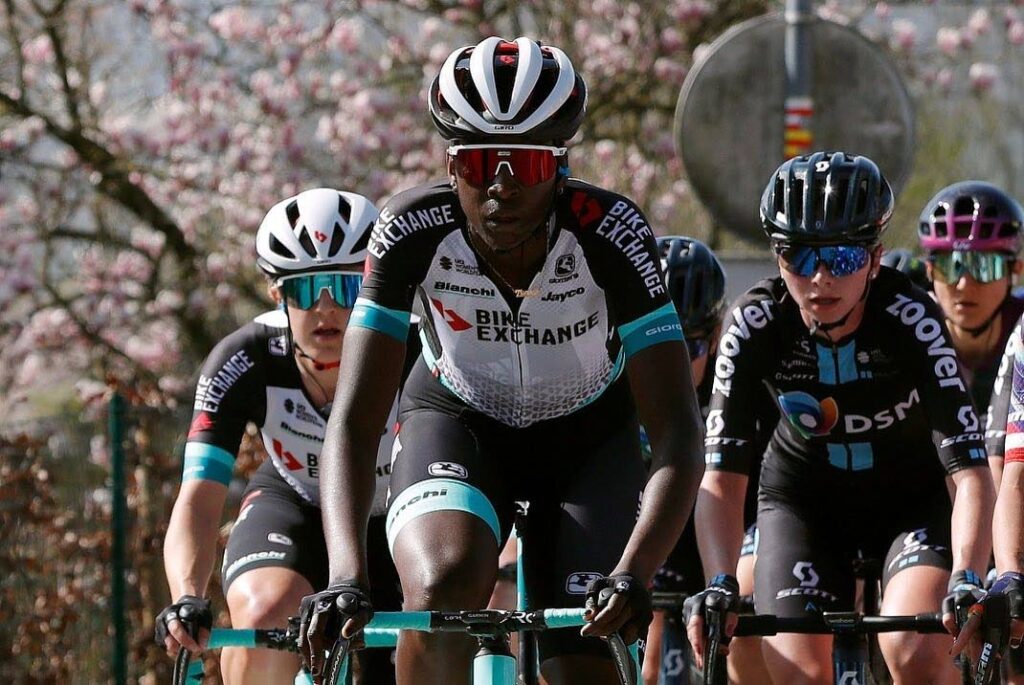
[918,182,1024,484]
[158,189,408,683]
[297,37,705,685]
[879,247,930,292]
[641,236,773,685]
[686,151,995,684]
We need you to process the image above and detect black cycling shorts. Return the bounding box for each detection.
[386,360,647,662]
[754,490,952,617]
[223,463,401,682]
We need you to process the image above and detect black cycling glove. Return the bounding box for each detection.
[989,571,1024,622]
[944,569,986,628]
[155,595,213,646]
[584,573,653,644]
[298,581,373,680]
[683,573,740,628]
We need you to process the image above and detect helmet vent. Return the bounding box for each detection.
[983,205,999,218]
[352,223,372,254]
[285,200,301,228]
[919,221,930,237]
[979,222,994,239]
[337,195,352,224]
[935,221,948,238]
[298,227,317,257]
[933,204,947,218]
[270,234,296,260]
[790,178,804,226]
[328,222,345,257]
[999,221,1020,237]
[954,196,976,217]
[954,221,972,239]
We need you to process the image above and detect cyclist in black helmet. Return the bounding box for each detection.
[641,237,774,685]
[880,247,930,292]
[685,151,995,684]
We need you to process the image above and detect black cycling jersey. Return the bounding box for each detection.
[351,179,684,427]
[707,267,987,505]
[183,309,416,514]
[980,296,1024,457]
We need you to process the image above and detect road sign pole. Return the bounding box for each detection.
[784,0,814,159]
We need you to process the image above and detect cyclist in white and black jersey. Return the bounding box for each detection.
[298,37,705,685]
[158,189,413,683]
[685,152,995,685]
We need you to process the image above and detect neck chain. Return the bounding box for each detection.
[466,225,548,299]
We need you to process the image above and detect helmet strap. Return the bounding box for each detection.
[281,306,342,371]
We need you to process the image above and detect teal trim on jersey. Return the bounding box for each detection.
[816,341,858,385]
[827,442,874,471]
[474,653,516,683]
[618,303,685,359]
[350,297,411,341]
[182,442,234,485]
[417,329,470,403]
[386,478,501,553]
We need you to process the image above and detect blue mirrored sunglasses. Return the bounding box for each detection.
[685,337,710,359]
[279,273,363,310]
[775,244,872,278]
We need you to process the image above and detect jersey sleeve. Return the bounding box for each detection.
[573,190,684,359]
[1003,325,1024,463]
[704,291,777,475]
[182,327,265,486]
[886,290,987,474]
[351,187,456,341]
[987,318,1022,458]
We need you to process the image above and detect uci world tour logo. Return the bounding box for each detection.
[778,391,838,438]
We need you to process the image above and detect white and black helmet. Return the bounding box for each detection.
[255,188,378,277]
[429,36,587,143]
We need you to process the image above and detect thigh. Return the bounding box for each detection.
[531,422,647,663]
[754,499,853,617]
[386,409,515,553]
[222,481,328,592]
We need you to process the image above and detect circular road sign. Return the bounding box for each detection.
[675,13,915,240]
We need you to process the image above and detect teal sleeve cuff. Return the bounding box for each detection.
[182,442,234,485]
[618,302,685,359]
[350,297,412,341]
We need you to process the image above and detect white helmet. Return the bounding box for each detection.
[255,188,378,277]
[428,37,587,143]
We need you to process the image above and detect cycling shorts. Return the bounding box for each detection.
[386,360,646,661]
[754,490,952,617]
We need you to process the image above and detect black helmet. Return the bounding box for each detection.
[880,248,930,290]
[428,36,587,143]
[657,236,727,336]
[760,151,894,245]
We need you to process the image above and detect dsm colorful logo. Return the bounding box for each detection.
[778,391,838,438]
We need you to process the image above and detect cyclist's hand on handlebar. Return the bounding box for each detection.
[581,573,653,645]
[942,569,985,636]
[298,581,373,684]
[683,573,740,670]
[951,572,1024,661]
[155,595,212,656]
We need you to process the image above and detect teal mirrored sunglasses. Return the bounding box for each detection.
[278,273,363,309]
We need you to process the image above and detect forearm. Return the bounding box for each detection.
[164,497,222,599]
[994,463,1024,573]
[321,429,379,586]
[950,467,995,574]
[694,471,748,581]
[615,449,703,584]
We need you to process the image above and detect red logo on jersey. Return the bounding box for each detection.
[430,298,473,331]
[188,412,214,437]
[570,191,603,228]
[499,54,516,65]
[272,439,304,471]
[313,230,328,242]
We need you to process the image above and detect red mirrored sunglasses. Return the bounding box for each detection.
[447,144,567,188]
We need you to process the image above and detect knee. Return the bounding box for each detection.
[227,585,296,628]
[400,547,496,610]
[881,633,950,681]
